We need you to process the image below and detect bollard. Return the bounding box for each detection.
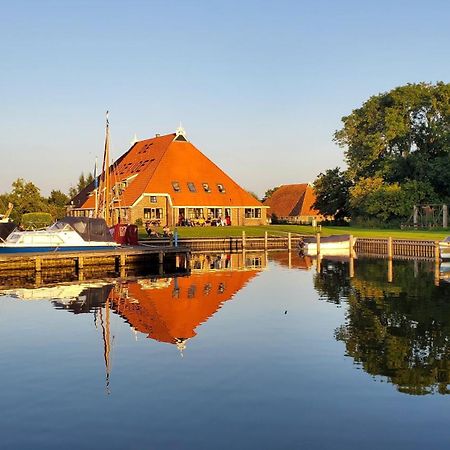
[264,231,268,250]
[387,237,393,259]
[288,232,292,252]
[242,231,246,250]
[316,232,321,256]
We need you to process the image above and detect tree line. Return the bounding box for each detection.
[312,82,450,226]
[0,173,93,224]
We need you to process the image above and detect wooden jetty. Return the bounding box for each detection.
[141,232,302,252]
[0,245,190,286]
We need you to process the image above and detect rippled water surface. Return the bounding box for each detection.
[1,252,450,449]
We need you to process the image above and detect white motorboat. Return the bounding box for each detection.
[440,237,450,260]
[0,217,119,254]
[299,234,355,256]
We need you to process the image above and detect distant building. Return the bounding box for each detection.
[70,127,267,226]
[262,183,322,224]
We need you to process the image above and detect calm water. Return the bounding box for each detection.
[1,252,450,449]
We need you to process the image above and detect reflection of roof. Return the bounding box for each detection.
[111,270,260,346]
[263,184,319,217]
[74,133,262,208]
[269,252,313,270]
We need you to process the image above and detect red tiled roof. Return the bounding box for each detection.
[263,184,320,217]
[78,133,262,208]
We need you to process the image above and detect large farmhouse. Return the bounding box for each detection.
[263,183,322,224]
[70,128,267,226]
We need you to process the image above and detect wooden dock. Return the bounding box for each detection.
[0,245,190,287]
[141,232,303,251]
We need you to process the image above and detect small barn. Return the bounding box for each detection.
[263,183,322,224]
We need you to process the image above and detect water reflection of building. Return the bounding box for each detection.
[190,252,267,272]
[314,257,450,395]
[269,252,313,270]
[110,268,261,352]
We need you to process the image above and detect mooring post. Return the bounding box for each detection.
[242,231,246,250]
[316,232,321,256]
[443,204,448,228]
[35,256,41,272]
[349,255,355,278]
[388,258,393,283]
[288,232,292,252]
[435,243,441,286]
[264,231,268,250]
[349,235,354,257]
[387,237,393,259]
[159,251,164,275]
[174,228,178,247]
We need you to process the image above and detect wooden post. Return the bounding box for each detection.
[35,256,42,272]
[288,232,292,252]
[349,255,354,278]
[316,232,321,256]
[78,256,84,270]
[388,258,393,283]
[264,231,268,250]
[387,237,393,259]
[159,251,164,275]
[435,241,441,264]
[288,250,292,269]
[242,231,246,250]
[349,235,354,257]
[435,241,441,286]
[443,204,448,228]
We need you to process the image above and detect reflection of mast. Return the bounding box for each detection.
[100,298,112,395]
[97,111,113,226]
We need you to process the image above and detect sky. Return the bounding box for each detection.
[1,0,449,197]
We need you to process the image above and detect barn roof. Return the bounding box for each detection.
[263,183,319,217]
[74,131,263,209]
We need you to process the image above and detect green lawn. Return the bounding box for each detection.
[139,224,449,240]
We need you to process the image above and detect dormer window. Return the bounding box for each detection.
[217,183,226,193]
[202,183,211,193]
[172,181,181,192]
[187,182,196,192]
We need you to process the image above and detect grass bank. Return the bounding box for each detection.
[139,225,449,241]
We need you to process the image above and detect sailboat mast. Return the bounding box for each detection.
[98,111,113,226]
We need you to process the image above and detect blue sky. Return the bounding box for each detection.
[1,0,449,197]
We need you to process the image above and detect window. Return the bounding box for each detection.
[143,208,164,220]
[150,196,157,203]
[187,208,204,219]
[245,208,261,218]
[187,182,196,192]
[172,181,181,192]
[202,182,211,193]
[207,208,222,219]
[217,183,226,193]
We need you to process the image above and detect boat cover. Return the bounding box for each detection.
[302,234,351,244]
[0,222,16,241]
[60,217,115,242]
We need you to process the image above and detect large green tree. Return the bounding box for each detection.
[324,82,450,223]
[313,168,352,220]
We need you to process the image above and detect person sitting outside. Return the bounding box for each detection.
[148,227,160,238]
[163,225,173,237]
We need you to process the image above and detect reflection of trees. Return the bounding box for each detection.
[313,259,351,305]
[316,258,450,395]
